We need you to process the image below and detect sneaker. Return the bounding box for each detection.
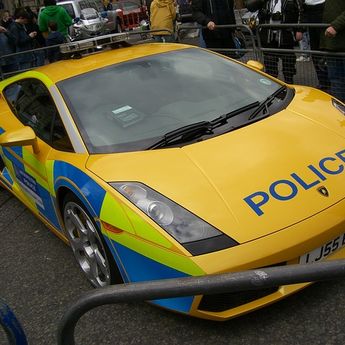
[296,56,310,62]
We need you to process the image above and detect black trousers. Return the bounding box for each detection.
[303,3,330,90]
[203,28,237,58]
[263,38,296,84]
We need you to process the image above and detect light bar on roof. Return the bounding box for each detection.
[60,32,131,54]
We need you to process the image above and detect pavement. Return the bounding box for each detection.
[1,187,345,345]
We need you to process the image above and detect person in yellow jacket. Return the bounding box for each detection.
[150,0,176,42]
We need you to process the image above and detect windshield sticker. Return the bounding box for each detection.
[259,78,272,86]
[243,149,345,216]
[112,105,133,114]
[111,105,144,127]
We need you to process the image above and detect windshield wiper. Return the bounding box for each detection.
[147,121,214,149]
[248,85,288,120]
[209,101,260,127]
[147,102,261,150]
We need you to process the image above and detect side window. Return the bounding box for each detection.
[124,2,139,11]
[3,79,73,152]
[79,0,102,11]
[59,4,76,18]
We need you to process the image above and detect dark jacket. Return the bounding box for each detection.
[46,31,65,62]
[319,0,345,52]
[192,0,235,41]
[8,22,35,63]
[192,0,235,26]
[26,21,46,48]
[0,30,15,65]
[255,0,303,47]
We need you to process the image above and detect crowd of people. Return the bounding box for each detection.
[0,0,344,101]
[244,0,344,101]
[149,0,344,101]
[0,0,72,74]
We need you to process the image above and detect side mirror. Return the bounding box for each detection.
[73,17,80,23]
[246,60,264,71]
[0,127,40,154]
[100,11,108,18]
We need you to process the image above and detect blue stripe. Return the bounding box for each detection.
[104,237,130,283]
[111,241,194,313]
[2,147,24,170]
[53,161,106,217]
[1,167,13,187]
[36,185,61,230]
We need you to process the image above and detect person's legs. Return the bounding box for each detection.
[297,31,310,61]
[305,3,330,90]
[282,52,296,84]
[327,57,345,102]
[34,50,46,67]
[204,29,236,57]
[162,34,175,43]
[198,26,206,48]
[264,52,279,78]
[153,35,175,43]
[309,26,329,90]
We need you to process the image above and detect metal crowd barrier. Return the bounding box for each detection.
[2,260,345,344]
[0,29,171,80]
[1,23,344,100]
[57,259,345,345]
[177,22,345,100]
[176,23,259,62]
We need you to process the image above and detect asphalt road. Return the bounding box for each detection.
[1,187,345,345]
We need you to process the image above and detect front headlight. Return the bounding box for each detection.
[332,98,345,115]
[110,182,238,255]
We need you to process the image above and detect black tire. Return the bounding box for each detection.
[62,192,123,287]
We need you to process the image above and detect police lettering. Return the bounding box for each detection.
[243,149,345,216]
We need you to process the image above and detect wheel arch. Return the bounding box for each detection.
[56,186,123,285]
[56,186,71,217]
[56,186,99,225]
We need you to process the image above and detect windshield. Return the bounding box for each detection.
[80,7,99,19]
[57,48,282,153]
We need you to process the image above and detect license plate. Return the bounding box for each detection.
[299,233,345,264]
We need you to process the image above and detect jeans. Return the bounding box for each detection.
[327,57,345,102]
[153,35,175,43]
[34,50,46,67]
[303,3,330,90]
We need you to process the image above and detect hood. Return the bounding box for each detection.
[154,0,173,7]
[43,5,63,15]
[86,101,345,244]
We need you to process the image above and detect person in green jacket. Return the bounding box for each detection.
[38,0,72,39]
[319,0,345,102]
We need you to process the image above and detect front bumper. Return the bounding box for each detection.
[188,197,345,320]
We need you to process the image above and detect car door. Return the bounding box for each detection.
[1,78,74,230]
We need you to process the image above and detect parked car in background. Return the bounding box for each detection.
[56,0,122,34]
[69,7,110,40]
[111,0,148,31]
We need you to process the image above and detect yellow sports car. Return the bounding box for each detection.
[1,33,345,321]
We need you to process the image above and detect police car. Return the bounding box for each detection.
[0,32,345,321]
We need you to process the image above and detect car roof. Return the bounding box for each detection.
[14,43,194,84]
